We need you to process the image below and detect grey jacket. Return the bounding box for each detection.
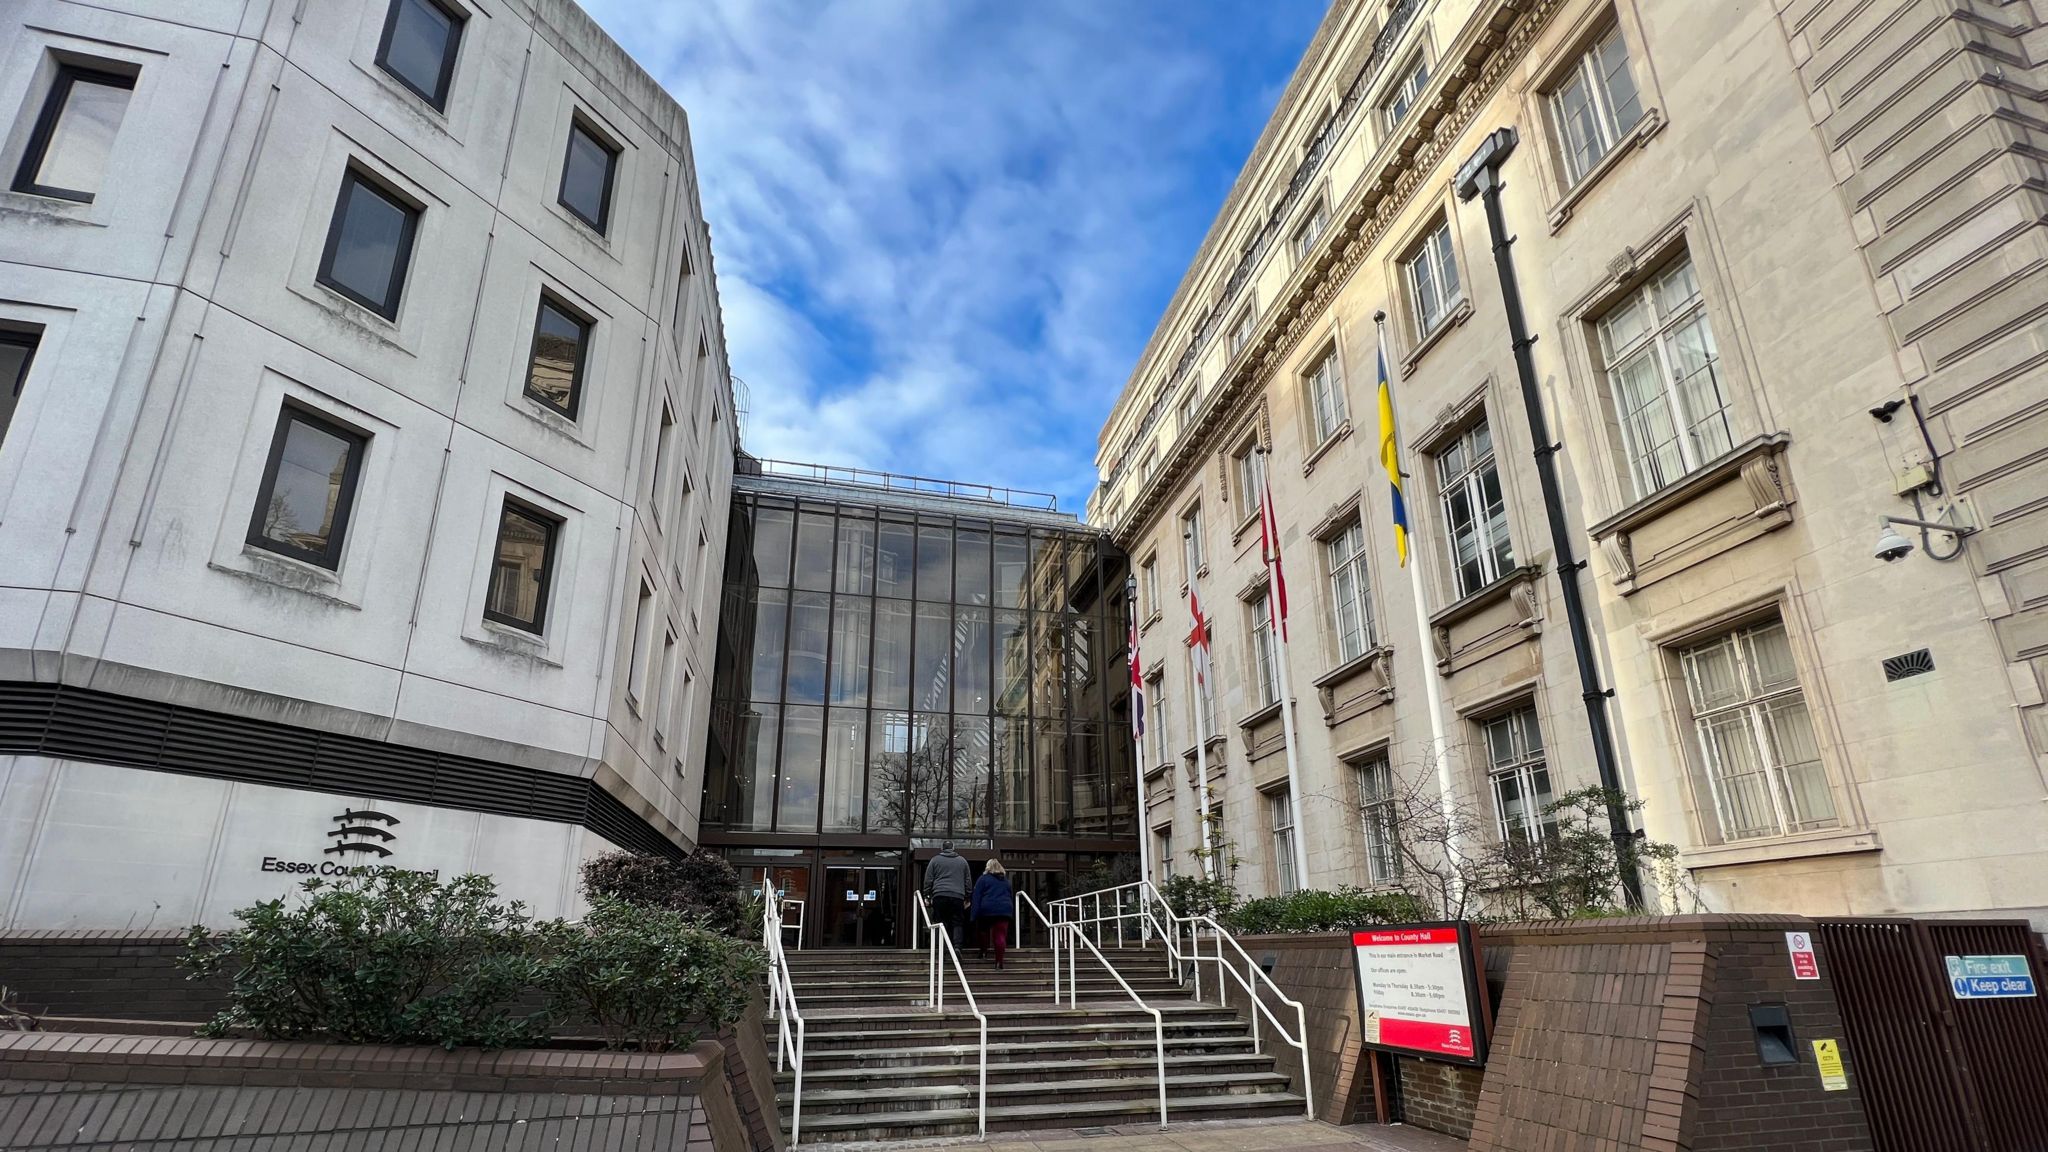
[922,850,972,900]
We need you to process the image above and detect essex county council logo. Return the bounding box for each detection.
[326,808,401,858]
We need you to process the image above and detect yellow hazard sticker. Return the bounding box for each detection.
[1813,1038,1847,1091]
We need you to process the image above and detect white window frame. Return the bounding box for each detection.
[1434,419,1514,597]
[1482,705,1555,843]
[1250,591,1279,708]
[1149,673,1171,767]
[1293,197,1330,265]
[1597,255,1733,498]
[1382,52,1431,132]
[1403,219,1462,340]
[1141,555,1160,617]
[1229,305,1257,357]
[1325,520,1375,663]
[1268,788,1299,894]
[1303,345,1346,446]
[1547,22,1645,187]
[1158,827,1175,879]
[1233,438,1264,518]
[1354,756,1399,885]
[1181,504,1205,580]
[1678,618,1839,843]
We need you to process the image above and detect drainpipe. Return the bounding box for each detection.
[1455,126,1643,909]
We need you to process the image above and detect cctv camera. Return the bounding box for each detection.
[1874,522,1914,563]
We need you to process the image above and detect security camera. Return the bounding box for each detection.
[1874,522,1914,563]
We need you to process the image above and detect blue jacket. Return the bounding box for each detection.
[970,873,1015,920]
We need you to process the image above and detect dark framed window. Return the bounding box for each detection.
[485,498,560,632]
[12,65,136,203]
[375,0,464,110]
[558,118,619,233]
[1,330,42,452]
[317,167,420,319]
[245,405,368,569]
[524,292,591,417]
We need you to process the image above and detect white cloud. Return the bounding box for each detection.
[579,0,1318,510]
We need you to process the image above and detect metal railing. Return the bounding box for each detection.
[1052,881,1314,1120]
[1055,919,1169,1127]
[912,894,990,1140]
[1013,890,1060,1002]
[761,890,809,1144]
[747,457,1061,512]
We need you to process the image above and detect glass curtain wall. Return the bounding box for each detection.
[705,493,1134,843]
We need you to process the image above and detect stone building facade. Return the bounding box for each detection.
[1090,0,2048,924]
[0,0,736,928]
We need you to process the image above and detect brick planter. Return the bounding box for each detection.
[0,1031,748,1151]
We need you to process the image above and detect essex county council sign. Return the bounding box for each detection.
[1350,923,1487,1066]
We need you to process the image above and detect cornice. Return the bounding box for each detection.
[1106,0,1558,549]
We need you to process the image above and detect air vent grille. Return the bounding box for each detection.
[1882,649,1935,682]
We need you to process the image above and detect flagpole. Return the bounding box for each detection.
[1126,577,1152,898]
[1256,450,1312,894]
[1377,312,1464,911]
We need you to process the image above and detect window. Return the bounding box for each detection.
[1597,255,1733,496]
[244,406,367,570]
[672,244,694,336]
[1303,345,1346,445]
[485,498,559,632]
[1233,438,1263,517]
[1293,198,1330,264]
[655,629,677,745]
[0,330,40,453]
[1250,591,1279,708]
[1355,756,1399,885]
[1548,22,1644,186]
[1150,676,1171,766]
[1180,383,1202,431]
[1434,418,1513,597]
[1141,555,1160,617]
[1402,219,1462,339]
[317,168,420,319]
[12,65,134,203]
[524,292,591,418]
[1140,448,1158,482]
[1325,520,1374,663]
[1679,617,1836,842]
[1483,706,1555,842]
[1181,504,1204,580]
[1229,306,1256,357]
[1382,53,1431,130]
[650,402,675,517]
[375,0,464,110]
[627,581,654,705]
[1157,827,1174,879]
[1192,651,1215,739]
[1268,789,1298,894]
[558,118,619,233]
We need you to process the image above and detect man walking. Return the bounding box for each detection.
[922,841,972,950]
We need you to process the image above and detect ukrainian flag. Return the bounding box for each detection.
[1376,333,1410,567]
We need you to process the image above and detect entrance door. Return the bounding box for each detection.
[822,865,900,947]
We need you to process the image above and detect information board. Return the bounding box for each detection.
[1945,954,2037,999]
[1350,922,1487,1066]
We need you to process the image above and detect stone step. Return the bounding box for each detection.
[798,1003,1241,1032]
[780,1089,1308,1142]
[780,1070,1295,1117]
[803,1019,1254,1052]
[790,986,1190,1008]
[801,1035,1260,1069]
[780,1052,1276,1089]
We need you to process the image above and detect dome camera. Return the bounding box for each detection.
[1874,522,1914,563]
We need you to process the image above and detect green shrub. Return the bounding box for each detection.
[181,869,553,1050]
[541,897,764,1052]
[1223,886,1431,935]
[580,849,750,938]
[1161,874,1239,920]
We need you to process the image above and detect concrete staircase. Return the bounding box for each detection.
[773,945,1306,1143]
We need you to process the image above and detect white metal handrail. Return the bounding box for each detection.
[1058,921,1168,1127]
[1188,911,1314,1119]
[913,894,990,1140]
[761,890,809,1143]
[1012,891,1060,1003]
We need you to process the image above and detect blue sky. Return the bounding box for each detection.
[580,0,1326,513]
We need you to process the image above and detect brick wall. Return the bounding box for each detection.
[1231,932,1378,1123]
[0,931,225,1022]
[1396,1057,1483,1138]
[716,998,786,1152]
[0,1031,746,1152]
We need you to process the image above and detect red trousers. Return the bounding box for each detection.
[984,918,1010,964]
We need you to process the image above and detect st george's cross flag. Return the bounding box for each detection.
[1188,582,1215,694]
[1256,460,1291,643]
[1127,611,1146,745]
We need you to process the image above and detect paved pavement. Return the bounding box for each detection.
[842,1117,1465,1152]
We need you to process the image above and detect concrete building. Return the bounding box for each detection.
[1090,0,2048,923]
[0,0,735,929]
[701,459,1137,948]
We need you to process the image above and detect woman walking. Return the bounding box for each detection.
[969,860,1015,968]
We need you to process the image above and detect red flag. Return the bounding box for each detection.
[1258,461,1289,643]
[1128,614,1146,743]
[1187,583,1214,691]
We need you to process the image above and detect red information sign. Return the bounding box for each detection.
[1786,931,1820,980]
[1351,922,1486,1066]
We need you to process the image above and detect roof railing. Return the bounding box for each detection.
[746,458,1061,513]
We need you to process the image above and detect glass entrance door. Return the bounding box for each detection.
[822,865,900,947]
